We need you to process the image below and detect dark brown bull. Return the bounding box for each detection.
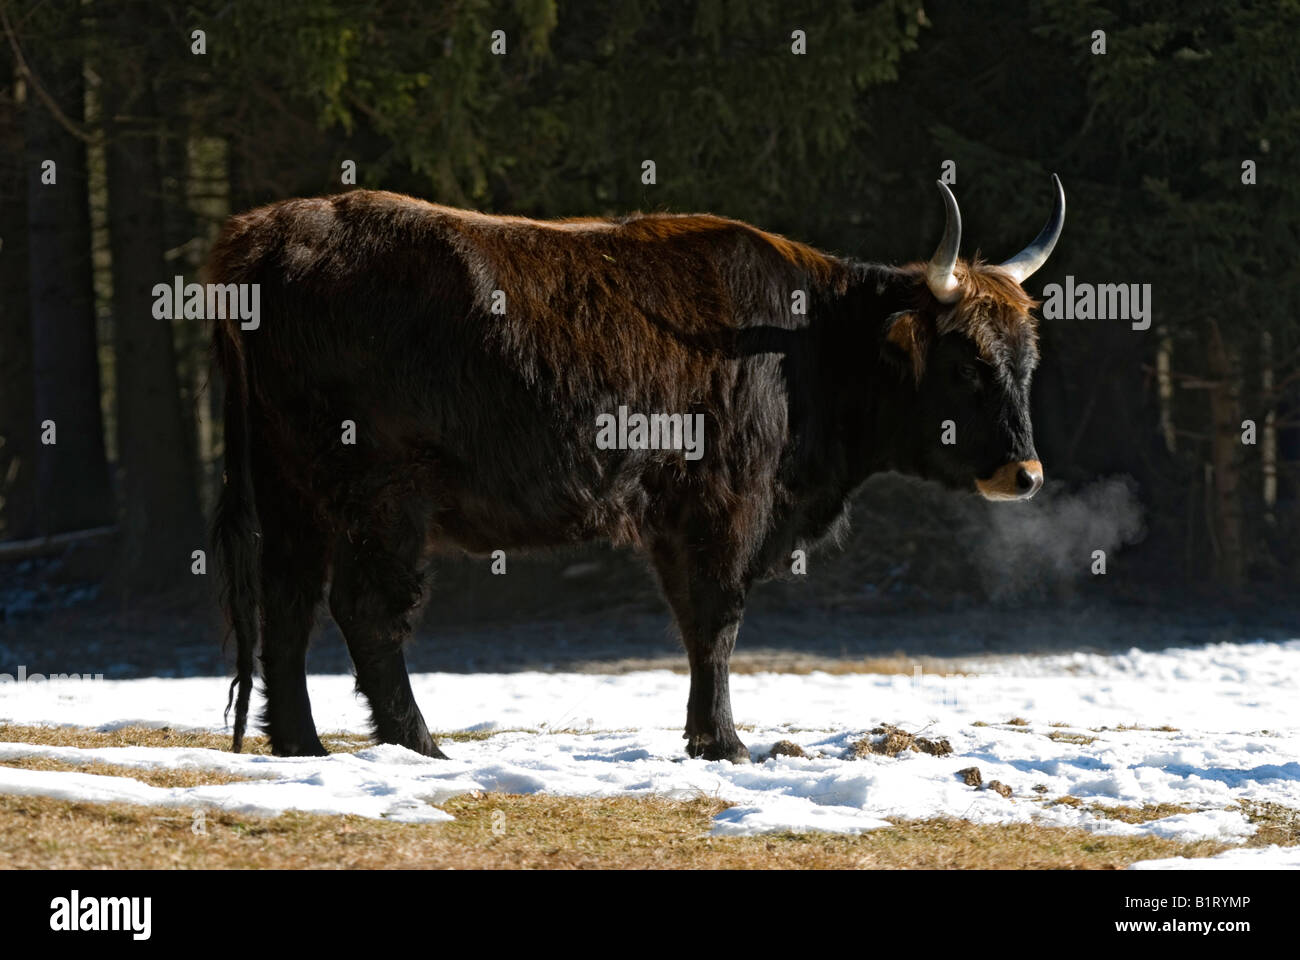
[210,177,1064,761]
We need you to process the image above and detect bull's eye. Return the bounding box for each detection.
[958,361,981,384]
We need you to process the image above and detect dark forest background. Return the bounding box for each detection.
[1,0,1298,651]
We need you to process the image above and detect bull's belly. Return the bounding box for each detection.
[310,403,693,555]
[422,482,648,555]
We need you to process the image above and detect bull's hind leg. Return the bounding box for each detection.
[328,507,445,758]
[650,536,752,764]
[256,491,330,757]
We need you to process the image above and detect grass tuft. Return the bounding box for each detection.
[848,723,952,758]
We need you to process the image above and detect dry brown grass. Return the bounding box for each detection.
[1238,800,1300,846]
[730,655,969,677]
[848,723,953,758]
[1046,730,1098,746]
[968,719,1034,734]
[0,723,592,754]
[1043,798,1300,851]
[540,654,974,677]
[0,722,270,752]
[0,791,1235,870]
[1045,797,1201,822]
[1080,802,1202,824]
[0,756,265,789]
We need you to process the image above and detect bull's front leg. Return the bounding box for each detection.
[683,614,749,762]
[651,539,752,763]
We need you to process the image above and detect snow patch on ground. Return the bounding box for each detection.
[0,740,478,822]
[1,639,1298,864]
[1129,844,1300,870]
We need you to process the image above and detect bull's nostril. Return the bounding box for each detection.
[977,460,1043,501]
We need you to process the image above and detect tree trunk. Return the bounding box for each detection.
[23,3,112,535]
[1260,330,1277,517]
[102,50,202,591]
[1206,324,1244,591]
[157,81,213,515]
[1156,329,1176,454]
[0,65,35,539]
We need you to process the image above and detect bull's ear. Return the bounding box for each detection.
[883,311,929,383]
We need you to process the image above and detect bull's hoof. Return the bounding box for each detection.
[380,731,449,759]
[686,735,751,764]
[270,738,329,757]
[421,740,450,760]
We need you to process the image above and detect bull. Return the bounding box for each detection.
[209,176,1064,761]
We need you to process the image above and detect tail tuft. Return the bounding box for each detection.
[212,307,260,753]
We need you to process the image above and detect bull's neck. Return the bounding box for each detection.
[801,261,924,491]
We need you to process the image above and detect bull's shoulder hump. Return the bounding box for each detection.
[616,212,846,284]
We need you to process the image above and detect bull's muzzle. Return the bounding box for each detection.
[976,460,1043,501]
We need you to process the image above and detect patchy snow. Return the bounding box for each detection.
[1,639,1298,863]
[0,741,477,823]
[1129,844,1300,870]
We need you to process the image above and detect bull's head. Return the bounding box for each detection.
[884,175,1064,501]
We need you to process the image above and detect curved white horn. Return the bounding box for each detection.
[926,181,963,304]
[998,174,1065,284]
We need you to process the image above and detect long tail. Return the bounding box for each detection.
[213,313,260,752]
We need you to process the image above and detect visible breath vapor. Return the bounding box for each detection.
[978,476,1146,600]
